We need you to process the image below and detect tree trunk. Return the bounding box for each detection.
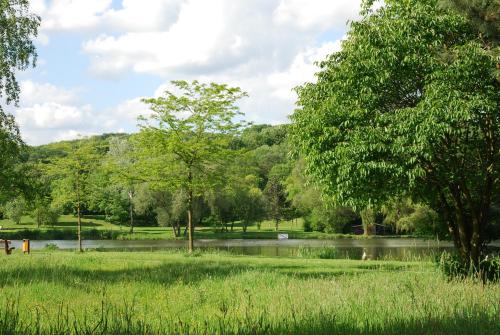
[171,221,179,238]
[77,202,82,252]
[275,218,279,232]
[76,177,83,253]
[187,171,194,253]
[128,191,134,234]
[243,222,248,233]
[442,182,493,271]
[230,221,234,232]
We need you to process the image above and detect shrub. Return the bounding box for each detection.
[3,196,26,225]
[43,243,59,251]
[297,246,338,259]
[31,205,60,227]
[437,252,500,282]
[307,206,358,233]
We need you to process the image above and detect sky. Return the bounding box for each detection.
[13,0,364,145]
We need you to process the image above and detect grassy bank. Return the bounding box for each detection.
[0,251,498,334]
[0,215,425,240]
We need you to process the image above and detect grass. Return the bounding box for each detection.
[0,251,498,334]
[0,215,423,240]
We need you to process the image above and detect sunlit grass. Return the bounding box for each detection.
[0,251,498,334]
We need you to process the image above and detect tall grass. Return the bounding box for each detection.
[0,252,498,334]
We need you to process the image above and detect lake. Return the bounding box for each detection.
[9,238,500,260]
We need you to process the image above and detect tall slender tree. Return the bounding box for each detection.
[105,137,140,233]
[136,80,247,252]
[51,139,100,252]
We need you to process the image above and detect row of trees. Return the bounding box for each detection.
[3,114,452,251]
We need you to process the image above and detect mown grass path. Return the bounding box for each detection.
[0,252,498,334]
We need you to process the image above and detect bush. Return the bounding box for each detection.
[297,246,338,259]
[307,206,358,233]
[303,219,312,232]
[31,205,60,227]
[437,252,500,282]
[3,196,26,225]
[43,243,59,251]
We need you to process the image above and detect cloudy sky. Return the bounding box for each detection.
[13,0,364,145]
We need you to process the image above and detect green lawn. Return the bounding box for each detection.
[0,251,498,334]
[0,215,379,240]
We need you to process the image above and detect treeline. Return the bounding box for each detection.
[1,123,469,238]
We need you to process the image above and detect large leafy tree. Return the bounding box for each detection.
[136,80,247,252]
[51,140,100,252]
[0,0,40,200]
[291,0,499,268]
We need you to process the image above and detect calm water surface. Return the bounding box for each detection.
[9,238,500,260]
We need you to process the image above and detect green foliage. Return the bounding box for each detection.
[264,176,290,230]
[297,246,338,259]
[3,196,26,224]
[30,203,60,227]
[307,206,358,233]
[437,252,500,282]
[50,139,101,211]
[0,1,40,203]
[439,0,499,44]
[136,80,248,249]
[0,0,40,106]
[286,159,359,233]
[291,0,499,264]
[383,199,444,236]
[43,243,59,251]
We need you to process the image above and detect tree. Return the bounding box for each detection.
[105,137,140,233]
[3,195,26,225]
[30,201,60,228]
[360,208,376,236]
[235,175,266,232]
[286,159,358,233]
[264,176,289,231]
[0,1,40,200]
[51,139,100,252]
[439,0,499,45]
[137,80,248,252]
[291,0,499,269]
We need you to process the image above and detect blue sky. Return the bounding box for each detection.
[13,0,363,145]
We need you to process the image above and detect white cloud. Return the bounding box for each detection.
[273,0,361,29]
[102,0,182,32]
[20,80,77,105]
[13,81,148,145]
[80,0,358,79]
[267,40,343,101]
[37,0,113,31]
[16,102,90,129]
[21,0,366,144]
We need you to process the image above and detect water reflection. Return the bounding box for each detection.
[8,238,499,261]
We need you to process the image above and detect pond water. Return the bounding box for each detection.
[9,238,500,260]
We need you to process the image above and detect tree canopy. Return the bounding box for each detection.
[291,0,499,267]
[0,0,40,201]
[136,80,248,251]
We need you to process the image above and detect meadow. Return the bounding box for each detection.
[0,251,498,334]
[0,215,383,240]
